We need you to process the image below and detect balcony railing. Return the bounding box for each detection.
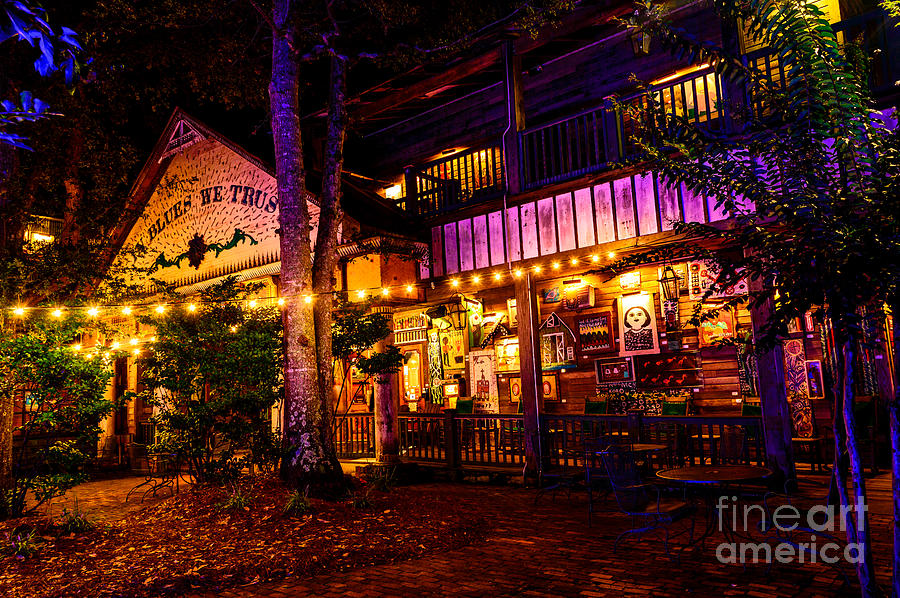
[399,144,505,218]
[385,9,898,212]
[520,103,626,189]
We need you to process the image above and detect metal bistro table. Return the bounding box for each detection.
[657,465,773,550]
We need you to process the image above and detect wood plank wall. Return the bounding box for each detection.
[472,264,753,415]
[425,171,732,279]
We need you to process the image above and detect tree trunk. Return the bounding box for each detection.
[311,53,349,478]
[60,127,85,246]
[890,302,900,598]
[840,340,877,596]
[270,0,337,489]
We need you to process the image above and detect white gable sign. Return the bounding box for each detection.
[120,139,319,287]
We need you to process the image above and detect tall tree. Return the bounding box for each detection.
[623,0,900,593]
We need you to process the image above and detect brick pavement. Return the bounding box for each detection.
[196,481,869,598]
[40,474,190,523]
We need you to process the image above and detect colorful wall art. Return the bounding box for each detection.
[633,352,702,388]
[576,313,615,354]
[698,308,735,347]
[594,357,634,384]
[617,292,659,356]
[539,313,577,370]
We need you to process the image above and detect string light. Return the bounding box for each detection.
[229,325,237,333]
[52,308,63,318]
[450,279,459,288]
[87,307,99,317]
[155,305,165,314]
[248,299,258,308]
[304,295,313,304]
[187,303,196,312]
[150,336,156,343]
[132,349,140,356]
[569,258,578,266]
[129,338,138,346]
[607,251,616,260]
[471,275,481,284]
[356,289,366,299]
[381,288,389,296]
[111,341,120,350]
[591,254,599,263]
[552,261,560,270]
[493,272,502,281]
[13,307,25,316]
[121,307,132,316]
[533,265,542,274]
[73,344,82,351]
[277,297,285,306]
[513,268,523,278]
[406,285,414,293]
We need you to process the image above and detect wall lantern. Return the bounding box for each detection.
[659,265,680,301]
[425,298,468,330]
[629,29,651,57]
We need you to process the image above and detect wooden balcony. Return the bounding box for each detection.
[388,9,898,218]
[398,144,505,218]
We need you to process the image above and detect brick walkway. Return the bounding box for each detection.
[194,479,871,598]
[40,474,191,523]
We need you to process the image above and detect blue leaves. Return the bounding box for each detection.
[0,0,86,147]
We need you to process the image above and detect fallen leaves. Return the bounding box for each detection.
[0,475,488,597]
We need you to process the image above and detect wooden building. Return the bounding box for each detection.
[319,0,900,475]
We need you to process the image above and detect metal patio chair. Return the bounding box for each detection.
[599,444,695,555]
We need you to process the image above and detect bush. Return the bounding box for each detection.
[282,489,311,516]
[135,279,283,484]
[219,486,252,511]
[57,502,93,534]
[0,316,116,519]
[5,527,40,559]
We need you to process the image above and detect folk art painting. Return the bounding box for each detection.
[617,292,659,356]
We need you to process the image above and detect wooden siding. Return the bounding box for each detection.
[425,170,725,279]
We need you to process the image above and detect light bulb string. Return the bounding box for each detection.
[2,245,675,318]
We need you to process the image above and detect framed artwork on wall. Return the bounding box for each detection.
[617,292,660,356]
[594,356,634,384]
[541,373,559,402]
[698,307,735,347]
[576,312,615,354]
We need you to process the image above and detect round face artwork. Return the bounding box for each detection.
[624,306,652,330]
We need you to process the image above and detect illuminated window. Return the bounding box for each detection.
[651,64,720,124]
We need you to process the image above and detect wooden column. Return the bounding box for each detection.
[749,295,796,481]
[515,272,542,479]
[502,41,524,196]
[373,310,400,464]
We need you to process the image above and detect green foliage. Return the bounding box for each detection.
[0,315,115,518]
[57,502,93,534]
[135,278,283,484]
[218,486,252,511]
[348,489,373,510]
[361,465,397,492]
[4,527,40,559]
[622,0,900,348]
[282,488,312,516]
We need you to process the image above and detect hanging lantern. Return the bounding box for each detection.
[659,265,680,301]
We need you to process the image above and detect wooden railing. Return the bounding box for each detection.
[334,413,375,459]
[402,144,505,218]
[335,411,765,470]
[520,104,625,189]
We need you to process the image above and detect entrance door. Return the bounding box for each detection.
[113,357,128,435]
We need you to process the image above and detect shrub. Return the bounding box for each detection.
[0,316,116,519]
[135,279,283,484]
[57,502,93,534]
[5,528,40,559]
[282,489,311,516]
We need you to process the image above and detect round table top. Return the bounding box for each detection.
[656,465,773,484]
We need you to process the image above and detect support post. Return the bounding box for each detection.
[373,311,400,465]
[502,41,524,196]
[749,296,796,481]
[515,272,542,481]
[445,409,459,469]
